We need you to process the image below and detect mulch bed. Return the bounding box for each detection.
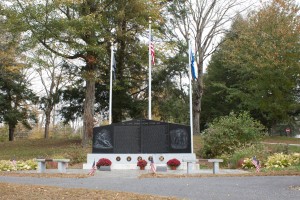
[0,171,89,178]
[0,182,177,200]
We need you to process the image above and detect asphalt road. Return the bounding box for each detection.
[0,171,299,200]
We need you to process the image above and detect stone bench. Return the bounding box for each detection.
[36,159,70,173]
[208,159,223,174]
[182,159,223,174]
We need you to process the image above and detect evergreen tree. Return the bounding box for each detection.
[0,21,37,141]
[203,0,300,130]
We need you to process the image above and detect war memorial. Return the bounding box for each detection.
[83,119,196,169]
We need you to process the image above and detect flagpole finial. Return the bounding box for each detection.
[149,17,152,24]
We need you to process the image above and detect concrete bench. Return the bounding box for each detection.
[208,159,223,174]
[36,159,70,173]
[182,159,198,174]
[182,159,223,174]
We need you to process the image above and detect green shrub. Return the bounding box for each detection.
[16,161,32,170]
[0,160,16,171]
[291,153,300,165]
[0,159,37,171]
[242,158,257,169]
[223,144,265,169]
[265,153,296,169]
[25,159,38,169]
[200,112,266,158]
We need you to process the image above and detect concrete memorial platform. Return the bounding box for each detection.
[83,153,197,170]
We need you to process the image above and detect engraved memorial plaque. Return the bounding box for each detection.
[114,126,140,153]
[93,129,113,149]
[142,125,168,153]
[170,128,188,149]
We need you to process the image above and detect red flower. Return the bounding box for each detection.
[137,159,147,167]
[96,158,112,167]
[167,158,181,167]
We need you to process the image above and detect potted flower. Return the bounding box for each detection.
[96,158,112,171]
[137,159,147,170]
[167,158,181,170]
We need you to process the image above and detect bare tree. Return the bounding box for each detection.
[30,48,71,139]
[165,0,250,134]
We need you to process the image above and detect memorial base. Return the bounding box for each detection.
[83,153,197,170]
[99,166,111,171]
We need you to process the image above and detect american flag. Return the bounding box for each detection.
[88,160,97,176]
[251,156,260,172]
[150,160,156,173]
[150,37,155,65]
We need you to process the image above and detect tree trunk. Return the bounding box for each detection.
[44,108,52,139]
[82,78,96,147]
[193,51,204,135]
[8,124,15,141]
[193,79,202,135]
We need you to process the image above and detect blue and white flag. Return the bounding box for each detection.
[190,49,197,79]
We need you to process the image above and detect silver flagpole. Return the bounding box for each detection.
[148,17,152,120]
[188,37,194,153]
[109,39,114,124]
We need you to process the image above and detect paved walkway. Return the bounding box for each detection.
[261,142,300,147]
[1,169,300,200]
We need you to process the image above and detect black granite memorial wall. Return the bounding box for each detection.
[92,119,191,153]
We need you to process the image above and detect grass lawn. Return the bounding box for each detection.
[0,138,91,166]
[262,136,300,144]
